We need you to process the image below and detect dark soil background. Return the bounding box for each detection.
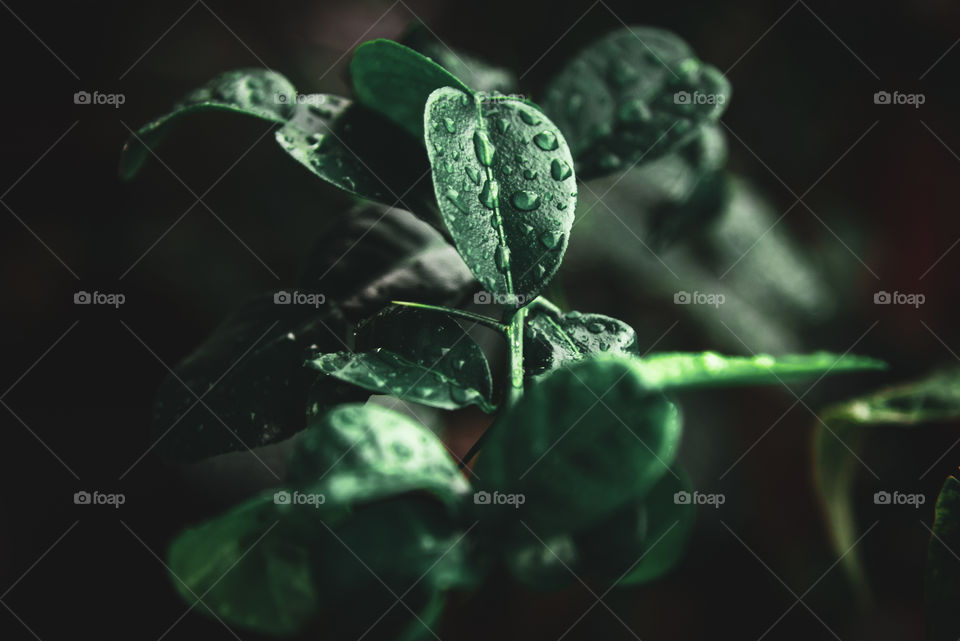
[2,0,959,639]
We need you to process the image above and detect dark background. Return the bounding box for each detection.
[2,0,959,639]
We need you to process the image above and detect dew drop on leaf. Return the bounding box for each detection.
[445,188,470,215]
[465,165,481,185]
[522,168,537,180]
[479,179,499,210]
[533,131,559,151]
[519,110,542,126]
[443,117,456,133]
[473,130,496,166]
[539,230,563,249]
[550,158,572,181]
[511,190,541,211]
[495,245,511,273]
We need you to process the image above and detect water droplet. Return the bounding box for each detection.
[473,130,496,166]
[587,322,605,334]
[445,188,470,215]
[479,179,499,210]
[502,165,513,175]
[466,165,481,185]
[497,118,511,134]
[522,168,537,180]
[539,230,563,249]
[519,110,542,126]
[495,245,511,272]
[443,117,456,133]
[511,190,541,211]
[566,310,582,319]
[550,158,572,181]
[533,131,559,151]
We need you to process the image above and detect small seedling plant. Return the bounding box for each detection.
[123,25,884,639]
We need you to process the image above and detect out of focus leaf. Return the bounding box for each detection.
[815,369,960,602]
[926,476,960,641]
[474,356,682,536]
[542,27,730,180]
[309,307,495,412]
[351,39,470,139]
[424,87,577,304]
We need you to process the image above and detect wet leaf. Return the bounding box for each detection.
[401,21,519,94]
[542,26,730,180]
[299,204,476,323]
[425,87,577,304]
[308,307,495,412]
[632,351,886,390]
[119,69,295,180]
[351,39,470,139]
[152,295,351,463]
[814,369,960,602]
[474,356,682,536]
[287,402,471,508]
[524,301,639,377]
[926,476,960,641]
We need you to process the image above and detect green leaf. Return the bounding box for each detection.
[926,476,960,641]
[308,307,496,412]
[299,204,476,323]
[631,351,886,390]
[351,39,470,139]
[119,69,295,180]
[542,26,730,180]
[120,71,433,214]
[401,22,519,94]
[152,295,352,463]
[474,356,681,536]
[424,87,578,304]
[288,402,471,509]
[814,369,960,603]
[169,494,316,636]
[524,303,639,377]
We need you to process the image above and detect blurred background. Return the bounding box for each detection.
[2,0,960,639]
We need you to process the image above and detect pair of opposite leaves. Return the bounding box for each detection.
[121,28,730,307]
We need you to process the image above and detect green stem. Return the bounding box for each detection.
[390,300,508,333]
[505,306,527,409]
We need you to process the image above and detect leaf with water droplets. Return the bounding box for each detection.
[474,356,682,536]
[524,302,639,378]
[401,21,519,94]
[632,351,886,390]
[424,88,577,305]
[308,307,496,412]
[542,27,731,180]
[119,69,296,179]
[351,39,470,140]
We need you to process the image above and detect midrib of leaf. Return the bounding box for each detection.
[541,315,581,354]
[472,95,514,298]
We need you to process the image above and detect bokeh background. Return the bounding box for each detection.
[2,0,960,639]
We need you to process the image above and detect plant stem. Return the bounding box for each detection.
[505,305,527,409]
[390,300,508,333]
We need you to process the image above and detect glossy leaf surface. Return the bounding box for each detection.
[425,87,577,304]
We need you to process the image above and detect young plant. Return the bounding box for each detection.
[122,25,884,639]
